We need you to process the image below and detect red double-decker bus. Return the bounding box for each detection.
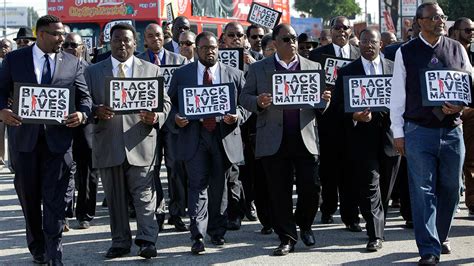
[47,0,290,52]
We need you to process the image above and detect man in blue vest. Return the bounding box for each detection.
[389,3,473,265]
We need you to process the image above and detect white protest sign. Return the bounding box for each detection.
[421,69,472,106]
[344,75,392,112]
[179,83,236,119]
[218,48,244,70]
[323,56,352,85]
[103,20,134,42]
[159,65,180,92]
[272,71,326,108]
[15,85,71,124]
[106,77,164,114]
[247,2,282,29]
[82,37,94,54]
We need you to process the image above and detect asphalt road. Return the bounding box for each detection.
[0,167,473,265]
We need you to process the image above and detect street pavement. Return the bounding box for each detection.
[0,167,473,265]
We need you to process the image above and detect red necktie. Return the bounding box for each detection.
[202,67,216,132]
[154,53,161,65]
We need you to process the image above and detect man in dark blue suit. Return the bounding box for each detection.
[0,15,91,265]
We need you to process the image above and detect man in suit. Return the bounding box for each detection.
[137,23,188,232]
[246,24,265,56]
[179,31,197,63]
[0,15,91,265]
[168,31,247,254]
[308,16,362,229]
[164,16,191,54]
[240,23,331,256]
[84,23,171,259]
[333,29,401,251]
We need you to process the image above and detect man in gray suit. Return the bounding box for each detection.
[137,23,188,232]
[168,31,247,254]
[240,24,331,256]
[84,23,171,259]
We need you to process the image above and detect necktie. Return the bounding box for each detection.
[339,47,345,58]
[369,62,376,75]
[118,63,126,78]
[202,67,216,132]
[41,54,52,84]
[154,53,161,66]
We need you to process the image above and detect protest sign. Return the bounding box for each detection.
[105,77,164,114]
[271,70,326,109]
[321,54,353,85]
[82,36,94,54]
[247,2,282,29]
[158,65,180,92]
[178,83,236,120]
[103,20,134,42]
[218,48,244,71]
[343,75,392,112]
[420,68,472,106]
[13,83,74,125]
[166,3,174,23]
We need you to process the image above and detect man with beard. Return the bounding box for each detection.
[164,16,191,54]
[138,23,188,232]
[0,15,91,265]
[168,31,247,254]
[333,29,401,252]
[309,16,361,231]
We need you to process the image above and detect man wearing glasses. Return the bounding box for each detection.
[390,3,473,264]
[0,15,91,265]
[13,27,36,49]
[240,23,331,256]
[164,16,191,54]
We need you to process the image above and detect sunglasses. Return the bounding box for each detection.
[227,32,244,38]
[299,43,314,50]
[332,24,351,31]
[250,34,264,40]
[458,28,474,34]
[280,35,297,43]
[16,39,32,45]
[179,40,194,46]
[420,14,448,22]
[62,42,82,49]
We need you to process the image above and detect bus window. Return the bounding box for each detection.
[135,20,156,53]
[203,24,218,36]
[67,23,100,40]
[190,23,199,35]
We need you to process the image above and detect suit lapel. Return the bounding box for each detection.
[132,56,144,78]
[101,57,113,78]
[51,52,64,84]
[381,59,392,75]
[219,62,229,83]
[25,46,38,83]
[355,58,366,75]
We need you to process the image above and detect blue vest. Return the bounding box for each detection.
[401,36,469,128]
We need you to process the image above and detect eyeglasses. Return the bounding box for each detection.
[16,39,32,45]
[420,14,448,22]
[62,42,82,49]
[226,32,244,38]
[458,28,474,34]
[332,24,351,31]
[197,45,218,51]
[360,39,379,46]
[250,34,264,40]
[179,40,194,46]
[280,35,297,43]
[42,30,66,37]
[299,43,314,50]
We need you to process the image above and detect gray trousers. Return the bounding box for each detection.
[100,160,158,248]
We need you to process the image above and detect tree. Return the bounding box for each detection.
[294,0,361,24]
[436,0,474,20]
[27,7,39,28]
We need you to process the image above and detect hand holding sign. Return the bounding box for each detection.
[394,137,405,156]
[257,93,272,109]
[442,102,464,115]
[322,90,331,102]
[223,114,238,124]
[65,111,84,128]
[0,108,22,126]
[139,110,158,125]
[175,113,189,128]
[96,104,115,120]
[352,108,372,123]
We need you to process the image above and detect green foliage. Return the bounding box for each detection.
[436,0,474,20]
[294,0,362,23]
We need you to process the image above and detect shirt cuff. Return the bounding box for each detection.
[392,127,405,139]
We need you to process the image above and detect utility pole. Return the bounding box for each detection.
[3,0,6,38]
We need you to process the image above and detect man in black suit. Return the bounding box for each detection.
[0,15,91,265]
[246,24,265,59]
[168,31,248,254]
[333,29,401,251]
[309,16,361,230]
[164,16,191,54]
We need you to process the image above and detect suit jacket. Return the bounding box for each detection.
[0,46,92,153]
[137,49,187,65]
[163,41,176,53]
[383,42,403,61]
[249,49,264,61]
[84,56,171,168]
[309,43,360,64]
[167,61,248,163]
[239,55,324,158]
[333,58,398,158]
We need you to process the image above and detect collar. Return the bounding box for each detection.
[172,40,179,49]
[419,33,442,48]
[197,60,219,77]
[111,55,134,70]
[33,43,56,62]
[360,55,381,68]
[332,43,350,56]
[274,52,298,69]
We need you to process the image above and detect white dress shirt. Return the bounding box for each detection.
[389,34,473,138]
[333,43,351,58]
[197,61,220,85]
[111,55,134,78]
[275,53,299,69]
[33,44,56,84]
[172,40,180,54]
[361,55,383,75]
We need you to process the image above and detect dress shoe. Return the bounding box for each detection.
[169,216,188,232]
[261,226,273,235]
[321,214,334,224]
[468,206,474,215]
[300,229,315,246]
[245,202,258,221]
[102,198,107,207]
[226,217,241,230]
[272,240,295,256]
[418,254,439,265]
[78,221,90,229]
[138,242,157,259]
[405,220,414,229]
[211,235,225,246]
[191,239,205,255]
[441,241,451,254]
[345,223,362,232]
[105,247,130,258]
[391,198,401,208]
[366,239,383,251]
[32,255,48,264]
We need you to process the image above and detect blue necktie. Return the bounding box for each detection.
[42,54,52,84]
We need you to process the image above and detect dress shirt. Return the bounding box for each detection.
[172,40,180,54]
[111,56,133,78]
[275,52,299,69]
[33,44,56,84]
[197,61,220,85]
[361,55,382,75]
[389,34,473,138]
[333,43,351,58]
[147,48,165,64]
